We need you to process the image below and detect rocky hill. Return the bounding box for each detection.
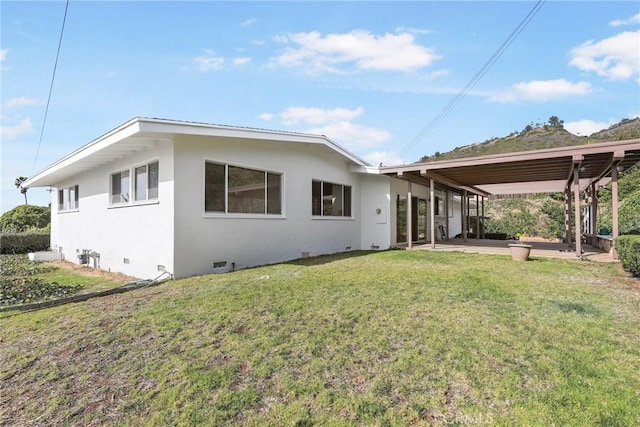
[420,117,640,162]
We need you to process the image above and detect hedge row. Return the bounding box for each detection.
[0,233,50,254]
[615,235,640,278]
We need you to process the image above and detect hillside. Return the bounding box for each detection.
[420,117,640,162]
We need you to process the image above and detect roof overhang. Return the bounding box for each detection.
[380,139,640,196]
[23,117,370,188]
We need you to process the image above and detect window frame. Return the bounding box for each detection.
[58,184,79,212]
[109,160,159,207]
[311,179,353,218]
[204,160,283,217]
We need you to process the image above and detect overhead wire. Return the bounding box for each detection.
[384,0,546,166]
[31,0,70,175]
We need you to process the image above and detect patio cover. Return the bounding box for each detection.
[379,138,640,257]
[380,139,640,196]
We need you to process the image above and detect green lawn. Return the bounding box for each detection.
[1,250,639,426]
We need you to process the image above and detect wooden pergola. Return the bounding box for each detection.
[380,139,640,258]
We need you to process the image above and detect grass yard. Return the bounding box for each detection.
[1,250,639,425]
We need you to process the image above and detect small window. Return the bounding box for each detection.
[134,161,159,201]
[312,180,352,217]
[111,170,130,204]
[110,161,158,206]
[58,185,79,212]
[205,162,282,215]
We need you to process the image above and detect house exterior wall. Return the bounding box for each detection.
[50,140,175,279]
[359,174,392,250]
[171,135,367,278]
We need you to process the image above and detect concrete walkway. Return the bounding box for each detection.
[408,239,617,263]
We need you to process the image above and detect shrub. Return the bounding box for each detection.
[615,235,640,278]
[0,205,50,233]
[0,233,50,254]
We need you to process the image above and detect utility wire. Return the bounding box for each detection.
[31,0,70,175]
[384,0,546,166]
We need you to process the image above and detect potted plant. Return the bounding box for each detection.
[508,243,532,261]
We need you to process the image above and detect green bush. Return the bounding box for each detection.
[615,235,640,278]
[0,205,50,233]
[0,233,50,254]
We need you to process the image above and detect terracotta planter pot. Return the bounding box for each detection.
[508,244,532,261]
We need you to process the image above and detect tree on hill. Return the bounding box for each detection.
[14,176,28,205]
[547,116,564,128]
[0,205,50,233]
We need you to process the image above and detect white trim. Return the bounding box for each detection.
[202,213,286,220]
[107,200,160,209]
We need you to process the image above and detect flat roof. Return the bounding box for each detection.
[380,139,640,195]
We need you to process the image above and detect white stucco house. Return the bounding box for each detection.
[23,117,463,279]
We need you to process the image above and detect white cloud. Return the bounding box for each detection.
[0,49,7,70]
[194,49,224,71]
[241,18,257,27]
[280,106,364,125]
[564,119,613,136]
[270,106,390,152]
[363,150,405,166]
[1,117,33,139]
[306,121,391,150]
[232,56,251,66]
[569,31,640,80]
[1,97,42,109]
[270,30,440,74]
[609,13,640,27]
[488,79,592,103]
[395,26,433,35]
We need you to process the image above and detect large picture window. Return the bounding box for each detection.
[58,185,79,211]
[312,180,352,217]
[205,162,282,215]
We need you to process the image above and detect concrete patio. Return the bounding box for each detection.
[408,238,617,263]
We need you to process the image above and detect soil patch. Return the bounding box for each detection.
[49,260,138,285]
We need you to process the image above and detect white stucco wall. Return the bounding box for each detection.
[171,135,367,278]
[359,174,392,250]
[50,140,175,279]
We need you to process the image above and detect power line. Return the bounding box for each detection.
[31,0,70,175]
[384,0,546,165]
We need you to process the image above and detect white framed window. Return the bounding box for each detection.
[134,161,159,201]
[58,185,79,212]
[312,180,352,217]
[111,170,130,204]
[110,161,159,206]
[204,161,282,215]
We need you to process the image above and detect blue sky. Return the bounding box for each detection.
[1,1,639,212]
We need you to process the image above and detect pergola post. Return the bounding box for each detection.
[564,185,572,247]
[462,190,468,242]
[481,196,485,239]
[475,194,480,240]
[407,182,413,249]
[612,166,619,259]
[445,190,450,241]
[591,182,598,246]
[573,164,581,257]
[430,178,436,249]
